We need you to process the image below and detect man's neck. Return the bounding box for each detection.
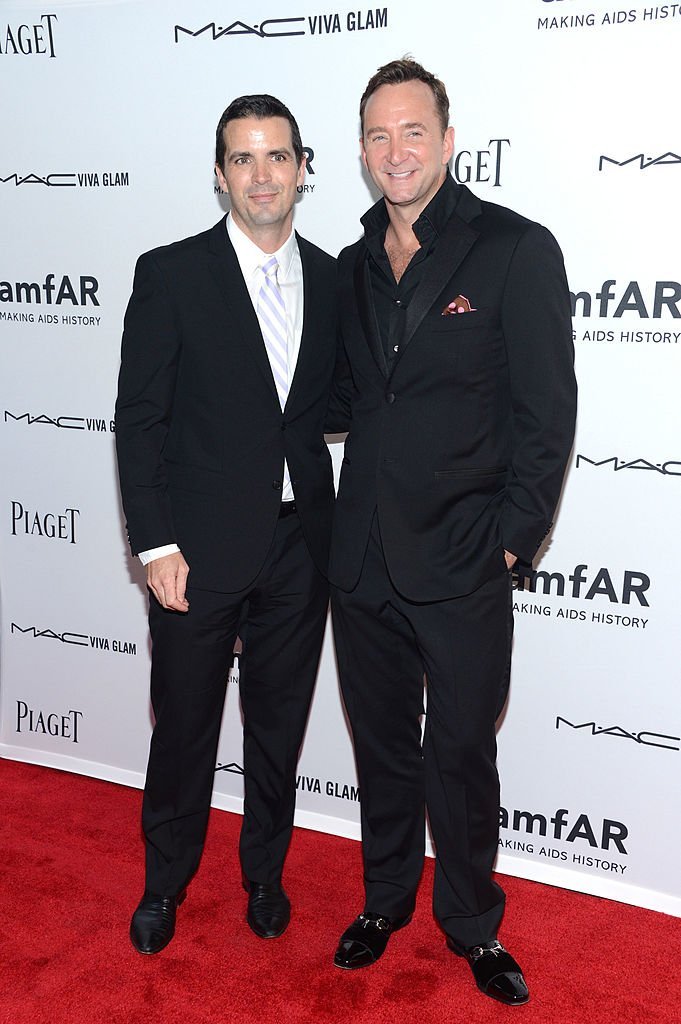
[231,212,293,255]
[383,170,448,249]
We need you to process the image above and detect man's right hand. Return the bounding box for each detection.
[147,552,190,612]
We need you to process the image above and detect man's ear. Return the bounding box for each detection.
[215,163,228,193]
[360,136,368,172]
[442,126,455,166]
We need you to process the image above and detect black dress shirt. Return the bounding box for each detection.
[361,171,461,371]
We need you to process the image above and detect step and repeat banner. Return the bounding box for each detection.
[1,0,679,916]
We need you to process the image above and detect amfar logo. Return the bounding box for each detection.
[499,806,628,853]
[0,13,57,57]
[174,9,388,41]
[4,411,114,433]
[16,701,82,743]
[0,274,99,306]
[10,502,80,543]
[576,455,681,476]
[513,565,650,606]
[454,139,510,188]
[0,171,129,188]
[556,716,680,752]
[599,152,681,172]
[570,280,681,318]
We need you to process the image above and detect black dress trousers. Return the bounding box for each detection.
[331,513,512,947]
[142,511,328,896]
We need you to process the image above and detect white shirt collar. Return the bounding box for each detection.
[226,213,298,281]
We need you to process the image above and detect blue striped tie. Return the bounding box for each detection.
[257,256,289,410]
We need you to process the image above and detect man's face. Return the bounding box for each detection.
[361,80,454,215]
[215,116,305,241]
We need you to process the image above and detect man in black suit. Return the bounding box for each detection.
[326,60,577,1004]
[115,95,337,955]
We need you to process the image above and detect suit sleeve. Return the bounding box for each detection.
[500,224,577,563]
[325,327,355,434]
[114,252,180,555]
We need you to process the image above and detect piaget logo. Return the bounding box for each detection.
[16,701,82,742]
[0,13,57,57]
[10,501,80,543]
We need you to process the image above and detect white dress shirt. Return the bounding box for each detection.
[138,214,304,566]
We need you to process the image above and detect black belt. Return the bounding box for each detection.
[279,501,297,518]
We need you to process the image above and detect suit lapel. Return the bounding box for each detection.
[206,218,280,403]
[396,210,480,366]
[285,235,317,411]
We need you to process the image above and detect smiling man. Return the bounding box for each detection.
[325,59,577,1004]
[116,95,337,954]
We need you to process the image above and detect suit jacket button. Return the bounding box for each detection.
[385,392,396,404]
[272,480,282,490]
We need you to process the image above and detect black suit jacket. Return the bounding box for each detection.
[327,183,577,601]
[116,217,337,593]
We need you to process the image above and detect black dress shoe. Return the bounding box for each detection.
[334,912,412,969]
[130,890,186,955]
[448,938,530,1005]
[244,882,290,938]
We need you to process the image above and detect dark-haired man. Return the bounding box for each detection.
[326,59,577,1004]
[116,95,337,954]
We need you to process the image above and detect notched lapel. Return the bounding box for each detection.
[285,237,319,411]
[353,247,388,377]
[206,219,280,402]
[397,213,479,365]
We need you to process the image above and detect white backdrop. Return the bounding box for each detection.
[1,0,679,917]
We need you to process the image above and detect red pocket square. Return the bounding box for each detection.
[441,295,476,316]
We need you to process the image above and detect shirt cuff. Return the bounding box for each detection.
[138,543,181,566]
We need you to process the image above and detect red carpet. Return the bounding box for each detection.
[1,758,678,1024]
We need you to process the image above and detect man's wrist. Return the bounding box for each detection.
[138,543,181,566]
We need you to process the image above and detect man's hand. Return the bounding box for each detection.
[147,552,190,612]
[504,550,518,571]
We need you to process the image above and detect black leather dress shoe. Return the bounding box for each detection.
[448,938,530,1005]
[334,912,412,969]
[245,882,291,938]
[130,891,186,955]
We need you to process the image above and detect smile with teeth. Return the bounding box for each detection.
[386,170,415,178]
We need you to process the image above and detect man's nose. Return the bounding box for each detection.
[387,138,407,165]
[252,159,272,184]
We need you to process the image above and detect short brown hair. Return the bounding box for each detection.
[359,58,450,136]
